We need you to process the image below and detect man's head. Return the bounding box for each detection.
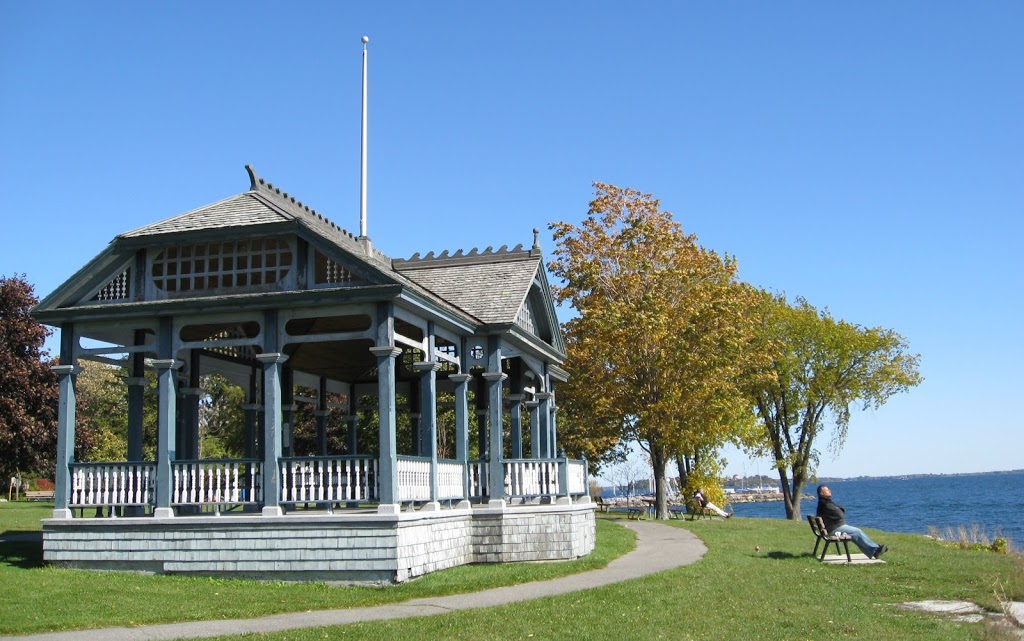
[817,485,832,499]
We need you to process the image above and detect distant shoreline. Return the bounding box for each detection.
[818,469,1024,483]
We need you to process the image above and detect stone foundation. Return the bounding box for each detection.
[42,499,596,583]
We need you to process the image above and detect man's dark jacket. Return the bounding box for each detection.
[816,498,846,533]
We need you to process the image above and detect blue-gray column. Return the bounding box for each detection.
[127,330,147,464]
[508,394,524,459]
[474,373,487,457]
[408,381,421,456]
[243,367,259,459]
[125,356,148,517]
[370,346,401,507]
[449,373,472,499]
[153,358,183,518]
[484,336,506,501]
[549,392,558,459]
[182,350,201,460]
[316,377,329,456]
[536,392,553,459]
[526,399,541,459]
[281,366,294,458]
[256,353,288,516]
[126,372,147,461]
[414,360,441,501]
[346,390,359,455]
[51,364,77,519]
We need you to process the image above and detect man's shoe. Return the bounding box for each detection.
[873,545,889,559]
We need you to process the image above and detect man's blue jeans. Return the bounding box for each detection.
[832,524,880,557]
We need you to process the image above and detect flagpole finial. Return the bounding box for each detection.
[362,35,369,45]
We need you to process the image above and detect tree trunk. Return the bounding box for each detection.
[776,464,809,520]
[652,445,669,519]
[675,452,690,491]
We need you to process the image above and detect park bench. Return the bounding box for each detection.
[687,499,713,521]
[626,506,646,520]
[807,515,852,562]
[23,490,55,501]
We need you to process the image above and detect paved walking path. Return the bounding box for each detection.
[0,520,706,641]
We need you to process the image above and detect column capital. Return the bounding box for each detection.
[255,353,289,365]
[507,393,524,402]
[124,377,148,387]
[535,392,554,401]
[481,372,507,382]
[448,373,472,384]
[51,364,80,376]
[524,400,540,409]
[412,360,442,373]
[369,345,402,359]
[152,359,184,371]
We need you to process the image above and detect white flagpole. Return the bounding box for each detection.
[359,35,369,239]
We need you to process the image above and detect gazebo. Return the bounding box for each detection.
[31,166,594,583]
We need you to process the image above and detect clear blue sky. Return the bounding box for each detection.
[2,2,1021,479]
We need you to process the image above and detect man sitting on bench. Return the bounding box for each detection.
[816,485,888,559]
[693,488,731,519]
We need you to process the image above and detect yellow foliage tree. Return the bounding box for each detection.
[746,292,923,520]
[549,183,764,518]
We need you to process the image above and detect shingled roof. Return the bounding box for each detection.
[119,165,390,265]
[394,244,542,326]
[36,165,565,359]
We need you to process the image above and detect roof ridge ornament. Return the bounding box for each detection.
[245,164,358,239]
[245,164,261,191]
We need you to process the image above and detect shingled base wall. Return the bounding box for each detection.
[42,501,596,584]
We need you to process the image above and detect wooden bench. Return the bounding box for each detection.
[807,515,852,562]
[668,505,687,519]
[23,490,55,501]
[626,506,646,520]
[687,499,713,521]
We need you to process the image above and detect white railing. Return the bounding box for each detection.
[437,460,464,500]
[280,456,378,504]
[566,459,588,495]
[396,456,431,502]
[468,460,488,499]
[504,459,559,498]
[172,459,261,506]
[66,455,588,512]
[69,462,155,507]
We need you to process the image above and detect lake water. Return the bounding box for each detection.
[730,471,1024,551]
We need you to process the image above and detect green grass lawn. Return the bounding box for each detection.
[0,501,634,635]
[2,501,1020,640]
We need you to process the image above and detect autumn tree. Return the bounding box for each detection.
[746,293,923,520]
[75,360,132,462]
[0,275,60,480]
[549,184,763,518]
[198,374,247,459]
